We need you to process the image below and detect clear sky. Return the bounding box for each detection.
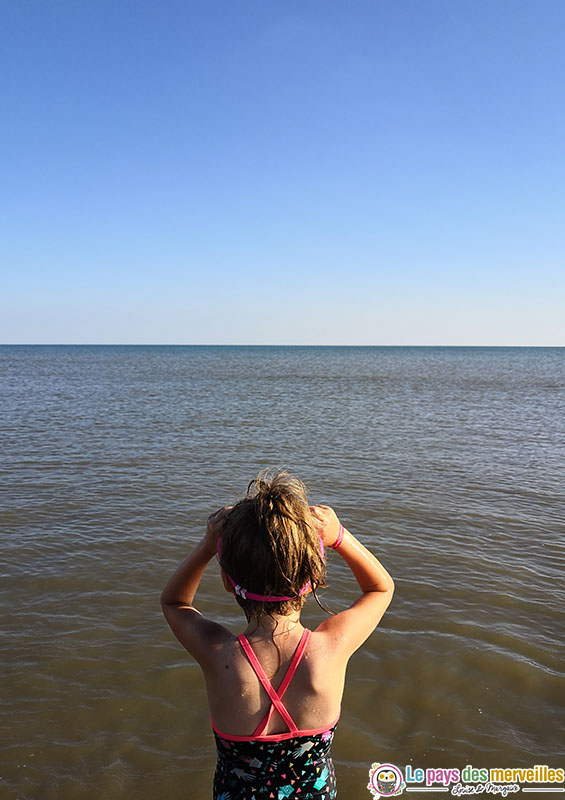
[1,0,564,345]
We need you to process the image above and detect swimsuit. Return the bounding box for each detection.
[211,628,339,799]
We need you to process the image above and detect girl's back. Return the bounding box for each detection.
[161,471,395,799]
[204,626,345,738]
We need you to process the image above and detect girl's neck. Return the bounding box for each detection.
[244,611,302,640]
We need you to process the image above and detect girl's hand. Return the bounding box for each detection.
[205,507,231,554]
[310,505,342,547]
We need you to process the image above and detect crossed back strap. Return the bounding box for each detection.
[238,628,311,736]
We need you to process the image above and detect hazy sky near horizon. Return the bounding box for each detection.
[2,1,564,345]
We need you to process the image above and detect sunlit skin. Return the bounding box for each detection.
[161,504,395,737]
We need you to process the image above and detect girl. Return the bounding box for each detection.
[161,471,394,799]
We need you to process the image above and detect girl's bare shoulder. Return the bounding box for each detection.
[305,628,350,671]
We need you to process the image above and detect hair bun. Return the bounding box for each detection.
[248,472,278,499]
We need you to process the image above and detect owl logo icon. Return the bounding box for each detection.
[367,762,405,797]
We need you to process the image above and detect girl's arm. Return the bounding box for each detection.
[312,505,395,657]
[160,509,232,664]
[160,536,216,607]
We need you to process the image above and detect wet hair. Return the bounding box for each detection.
[219,469,327,623]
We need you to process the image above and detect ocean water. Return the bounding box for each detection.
[1,345,564,799]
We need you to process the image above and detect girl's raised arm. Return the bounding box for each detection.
[312,505,395,657]
[160,508,232,665]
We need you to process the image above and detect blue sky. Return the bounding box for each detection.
[2,0,564,345]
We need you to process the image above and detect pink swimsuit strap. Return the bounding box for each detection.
[238,628,311,736]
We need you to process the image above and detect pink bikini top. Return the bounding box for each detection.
[211,628,341,742]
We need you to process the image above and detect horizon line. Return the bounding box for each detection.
[1,343,564,349]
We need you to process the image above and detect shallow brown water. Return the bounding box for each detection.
[2,346,564,799]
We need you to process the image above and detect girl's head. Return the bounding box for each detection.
[218,470,326,621]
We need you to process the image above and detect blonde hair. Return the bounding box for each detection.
[219,469,326,622]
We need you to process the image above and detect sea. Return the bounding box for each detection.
[1,345,564,799]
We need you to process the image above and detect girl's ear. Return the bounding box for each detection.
[221,568,234,595]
